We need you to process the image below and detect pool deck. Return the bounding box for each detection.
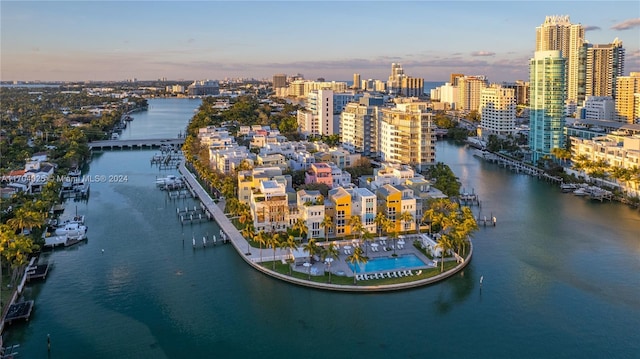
[290,236,438,278]
[179,162,472,292]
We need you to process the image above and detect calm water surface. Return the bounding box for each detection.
[6,99,639,358]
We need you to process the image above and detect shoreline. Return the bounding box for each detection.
[178,161,472,292]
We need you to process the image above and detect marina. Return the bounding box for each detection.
[4,98,638,358]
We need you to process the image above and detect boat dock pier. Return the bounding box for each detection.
[456,188,480,206]
[4,301,34,325]
[474,150,562,183]
[187,230,229,250]
[178,162,289,263]
[177,205,211,224]
[26,263,51,281]
[151,151,183,170]
[168,189,192,200]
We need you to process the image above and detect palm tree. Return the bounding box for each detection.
[237,203,252,226]
[324,242,339,283]
[346,247,368,284]
[0,224,37,286]
[266,232,281,270]
[398,211,414,233]
[7,206,44,234]
[302,239,318,279]
[320,215,332,242]
[292,218,308,242]
[435,235,454,273]
[240,223,255,255]
[456,207,478,256]
[348,215,363,243]
[361,228,374,256]
[374,212,387,237]
[280,234,298,275]
[254,230,267,262]
[0,224,18,311]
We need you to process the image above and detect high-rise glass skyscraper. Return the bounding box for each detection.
[536,15,584,103]
[529,50,567,163]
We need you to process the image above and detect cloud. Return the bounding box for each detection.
[187,38,195,44]
[584,25,601,31]
[611,18,640,30]
[471,51,495,57]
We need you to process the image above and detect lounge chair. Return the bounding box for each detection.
[416,270,422,276]
[392,272,398,278]
[405,270,412,276]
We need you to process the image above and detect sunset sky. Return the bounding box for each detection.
[2,1,639,83]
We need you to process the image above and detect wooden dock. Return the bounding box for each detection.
[178,162,290,263]
[4,301,34,325]
[26,263,51,281]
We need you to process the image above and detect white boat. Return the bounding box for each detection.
[155,175,183,189]
[573,188,589,196]
[561,183,579,193]
[57,215,85,226]
[54,222,88,238]
[68,168,81,177]
[44,233,86,248]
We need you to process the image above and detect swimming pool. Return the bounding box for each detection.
[348,254,427,273]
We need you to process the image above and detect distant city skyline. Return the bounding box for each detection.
[2,1,639,83]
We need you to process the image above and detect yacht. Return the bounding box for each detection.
[155,175,183,189]
[560,183,579,193]
[54,222,88,238]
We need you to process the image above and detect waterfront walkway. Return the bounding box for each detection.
[177,162,472,292]
[178,162,288,263]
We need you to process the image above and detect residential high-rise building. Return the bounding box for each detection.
[456,76,488,112]
[479,85,516,139]
[340,94,382,156]
[353,73,361,90]
[501,80,530,105]
[187,80,220,96]
[288,79,305,97]
[272,73,287,89]
[536,15,585,103]
[615,72,640,123]
[450,73,464,86]
[585,38,625,98]
[529,50,567,163]
[401,77,424,97]
[378,102,436,172]
[387,63,405,94]
[300,89,334,136]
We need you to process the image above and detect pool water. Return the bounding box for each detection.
[349,254,427,273]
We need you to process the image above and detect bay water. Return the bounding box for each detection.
[5,98,639,358]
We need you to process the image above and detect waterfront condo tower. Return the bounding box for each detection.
[529,50,567,163]
[479,85,516,139]
[536,15,584,103]
[585,38,625,99]
[615,72,640,123]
